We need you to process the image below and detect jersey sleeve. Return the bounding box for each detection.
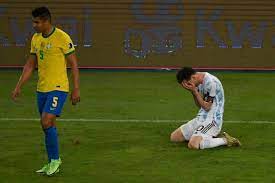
[60,33,75,56]
[30,35,36,55]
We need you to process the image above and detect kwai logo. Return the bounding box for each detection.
[124,0,275,58]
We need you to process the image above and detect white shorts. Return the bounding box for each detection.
[180,117,221,141]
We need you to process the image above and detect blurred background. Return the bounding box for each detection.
[1,0,275,69]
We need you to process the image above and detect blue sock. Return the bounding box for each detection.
[44,126,59,161]
[44,129,51,162]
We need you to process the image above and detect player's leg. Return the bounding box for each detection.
[41,112,62,176]
[170,118,199,142]
[37,91,47,116]
[197,135,227,150]
[36,92,50,173]
[170,127,185,142]
[188,135,227,150]
[188,135,203,149]
[44,91,67,176]
[37,92,54,161]
[38,91,67,175]
[35,113,59,174]
[41,112,59,160]
[188,121,227,150]
[197,120,241,148]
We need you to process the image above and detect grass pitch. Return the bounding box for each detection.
[0,70,275,182]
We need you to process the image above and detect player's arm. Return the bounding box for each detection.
[191,91,201,108]
[181,82,213,111]
[66,53,80,105]
[191,89,213,111]
[61,33,80,105]
[11,54,37,101]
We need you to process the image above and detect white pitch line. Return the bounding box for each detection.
[0,118,275,124]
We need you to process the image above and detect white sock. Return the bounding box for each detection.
[200,137,227,149]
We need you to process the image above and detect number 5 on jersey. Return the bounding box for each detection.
[52,97,59,108]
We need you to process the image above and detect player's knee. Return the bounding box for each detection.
[188,141,199,149]
[41,113,56,129]
[188,137,202,150]
[170,132,178,142]
[188,142,200,150]
[170,130,184,142]
[41,118,53,129]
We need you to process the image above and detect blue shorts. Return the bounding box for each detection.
[37,90,68,117]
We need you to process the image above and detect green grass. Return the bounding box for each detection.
[1,70,275,182]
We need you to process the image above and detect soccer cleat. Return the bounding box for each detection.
[216,133,224,138]
[46,158,62,176]
[36,163,49,174]
[223,132,241,147]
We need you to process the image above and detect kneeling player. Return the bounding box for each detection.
[170,67,241,149]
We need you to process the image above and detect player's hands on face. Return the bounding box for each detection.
[11,87,21,101]
[71,88,80,105]
[181,81,196,92]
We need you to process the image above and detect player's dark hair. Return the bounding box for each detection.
[176,67,196,83]
[32,7,51,21]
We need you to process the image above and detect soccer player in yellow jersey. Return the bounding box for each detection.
[11,7,80,176]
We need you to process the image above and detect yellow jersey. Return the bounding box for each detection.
[30,27,75,92]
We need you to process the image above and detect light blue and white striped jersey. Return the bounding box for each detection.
[197,72,225,129]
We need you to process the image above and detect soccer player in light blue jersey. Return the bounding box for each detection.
[170,67,241,150]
